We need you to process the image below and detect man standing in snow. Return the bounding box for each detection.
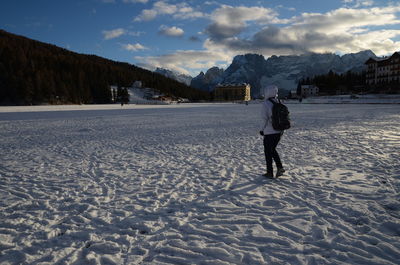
[259,85,285,178]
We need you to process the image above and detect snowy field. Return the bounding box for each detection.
[0,103,399,265]
[294,94,400,104]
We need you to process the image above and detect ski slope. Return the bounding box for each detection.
[0,103,399,264]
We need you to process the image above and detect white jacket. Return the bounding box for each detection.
[261,85,282,135]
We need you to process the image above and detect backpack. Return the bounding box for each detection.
[268,98,291,130]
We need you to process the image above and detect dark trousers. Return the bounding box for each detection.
[263,133,283,174]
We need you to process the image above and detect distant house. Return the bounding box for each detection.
[301,85,319,97]
[365,52,400,86]
[214,83,251,101]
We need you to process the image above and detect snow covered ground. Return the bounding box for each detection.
[0,103,399,265]
[288,94,400,104]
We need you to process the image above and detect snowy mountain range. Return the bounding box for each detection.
[191,50,377,97]
[154,68,192,86]
[156,50,377,98]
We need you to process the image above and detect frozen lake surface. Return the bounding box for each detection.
[0,103,399,264]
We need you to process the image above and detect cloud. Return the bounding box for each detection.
[134,1,205,22]
[122,43,148,51]
[203,4,400,56]
[205,5,285,41]
[103,0,149,2]
[123,0,148,3]
[342,0,374,8]
[135,48,233,75]
[135,3,400,75]
[210,5,280,25]
[204,1,220,6]
[102,28,126,40]
[291,6,400,34]
[158,25,184,37]
[135,9,158,21]
[102,28,144,39]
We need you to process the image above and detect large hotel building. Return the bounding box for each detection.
[214,83,251,101]
[365,52,400,86]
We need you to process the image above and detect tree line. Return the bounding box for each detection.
[0,29,210,105]
[297,70,367,96]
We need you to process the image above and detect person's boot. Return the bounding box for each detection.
[276,168,285,178]
[263,172,274,178]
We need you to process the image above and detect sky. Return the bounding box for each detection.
[1,0,400,76]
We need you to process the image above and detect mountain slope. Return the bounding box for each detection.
[154,68,192,86]
[0,30,209,105]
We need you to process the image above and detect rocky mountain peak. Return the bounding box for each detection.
[191,50,377,97]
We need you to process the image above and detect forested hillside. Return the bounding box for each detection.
[0,30,209,105]
[297,70,366,95]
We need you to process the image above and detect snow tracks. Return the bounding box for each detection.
[0,104,399,264]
